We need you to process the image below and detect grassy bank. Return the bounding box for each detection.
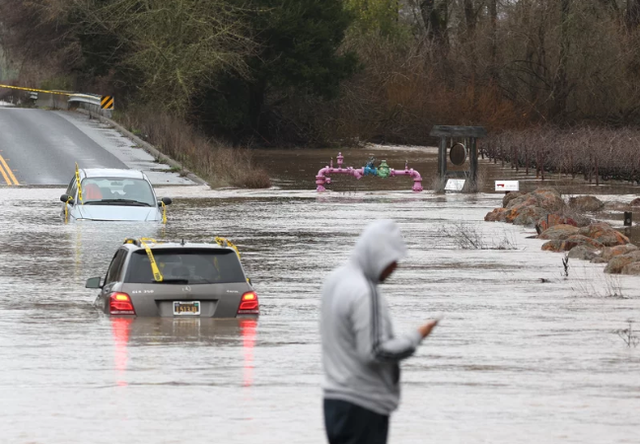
[114,108,271,189]
[482,126,640,186]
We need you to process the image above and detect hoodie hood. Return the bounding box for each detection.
[351,219,408,282]
[75,205,161,221]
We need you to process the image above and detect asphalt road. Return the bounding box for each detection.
[0,108,127,185]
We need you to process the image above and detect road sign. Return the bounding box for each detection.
[495,180,519,192]
[101,95,114,110]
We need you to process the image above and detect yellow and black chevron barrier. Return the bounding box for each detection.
[101,96,114,110]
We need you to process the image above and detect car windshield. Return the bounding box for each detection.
[125,249,246,284]
[80,177,155,207]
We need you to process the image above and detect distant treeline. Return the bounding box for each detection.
[3,1,640,146]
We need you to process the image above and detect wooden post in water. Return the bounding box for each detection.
[470,137,478,192]
[438,136,447,191]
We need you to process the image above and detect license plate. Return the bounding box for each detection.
[173,301,201,316]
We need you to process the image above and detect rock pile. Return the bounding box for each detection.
[485,188,640,275]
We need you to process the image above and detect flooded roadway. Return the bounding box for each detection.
[1,151,640,443]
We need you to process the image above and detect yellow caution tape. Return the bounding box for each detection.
[161,201,167,224]
[133,237,164,282]
[0,83,72,96]
[64,195,73,223]
[214,236,241,259]
[75,163,83,204]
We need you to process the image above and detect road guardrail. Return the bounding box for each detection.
[0,84,113,117]
[68,93,112,117]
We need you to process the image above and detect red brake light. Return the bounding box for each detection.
[109,292,136,315]
[237,291,259,315]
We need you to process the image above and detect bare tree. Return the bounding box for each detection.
[627,0,640,29]
[419,0,449,47]
[70,0,254,112]
[551,0,571,119]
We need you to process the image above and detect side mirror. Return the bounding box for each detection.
[158,197,172,206]
[60,194,74,205]
[247,277,253,286]
[85,276,103,289]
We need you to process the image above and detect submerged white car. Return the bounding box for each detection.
[60,168,172,222]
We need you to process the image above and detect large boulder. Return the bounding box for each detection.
[512,206,549,226]
[630,198,640,206]
[505,195,538,209]
[541,240,568,252]
[529,188,565,212]
[541,235,603,252]
[565,235,604,249]
[570,213,596,228]
[622,261,640,275]
[604,250,640,274]
[490,188,564,226]
[569,195,604,212]
[578,223,629,247]
[568,245,599,261]
[536,215,578,233]
[599,244,638,262]
[485,208,510,222]
[538,224,580,240]
[604,201,630,212]
[502,192,524,208]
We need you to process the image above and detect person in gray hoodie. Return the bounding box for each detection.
[321,219,438,444]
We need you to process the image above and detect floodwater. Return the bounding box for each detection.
[1,149,640,443]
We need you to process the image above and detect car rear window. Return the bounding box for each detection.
[125,248,246,284]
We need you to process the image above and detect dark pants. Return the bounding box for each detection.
[323,399,389,444]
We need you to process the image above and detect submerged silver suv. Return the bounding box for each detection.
[60,168,172,222]
[86,238,259,317]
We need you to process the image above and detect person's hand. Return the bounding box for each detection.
[418,320,439,339]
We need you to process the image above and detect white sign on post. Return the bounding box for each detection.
[445,179,466,191]
[495,180,519,192]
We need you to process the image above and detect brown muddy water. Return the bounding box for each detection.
[1,148,640,443]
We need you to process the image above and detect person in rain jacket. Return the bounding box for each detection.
[321,219,438,444]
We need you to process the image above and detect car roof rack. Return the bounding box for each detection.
[214,236,241,258]
[122,237,239,258]
[123,237,142,246]
[123,237,165,247]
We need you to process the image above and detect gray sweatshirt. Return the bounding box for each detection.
[321,219,423,416]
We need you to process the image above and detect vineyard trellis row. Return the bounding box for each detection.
[480,127,640,186]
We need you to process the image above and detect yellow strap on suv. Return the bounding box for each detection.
[214,236,241,259]
[140,238,163,282]
[125,237,164,282]
[75,162,83,204]
[64,195,73,223]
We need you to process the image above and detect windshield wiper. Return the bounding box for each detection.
[84,199,151,207]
